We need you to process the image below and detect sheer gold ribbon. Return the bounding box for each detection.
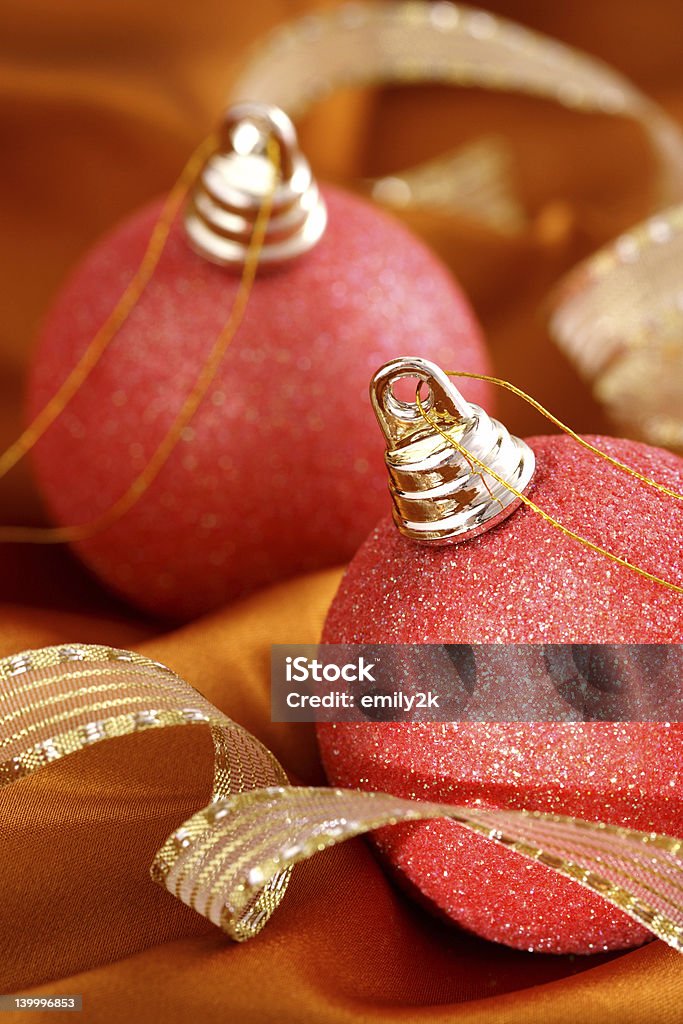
[550,206,683,453]
[2,644,683,950]
[231,2,683,450]
[231,1,683,213]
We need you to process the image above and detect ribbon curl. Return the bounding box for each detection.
[232,1,683,451]
[231,1,683,210]
[2,644,683,950]
[551,206,683,453]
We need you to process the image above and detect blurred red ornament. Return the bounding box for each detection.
[318,357,683,954]
[28,107,491,620]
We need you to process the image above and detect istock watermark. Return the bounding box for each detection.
[271,643,683,723]
[285,655,377,683]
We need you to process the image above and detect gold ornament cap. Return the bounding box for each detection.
[371,357,535,544]
[184,103,327,269]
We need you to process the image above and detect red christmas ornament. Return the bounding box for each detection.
[28,107,491,620]
[318,357,683,954]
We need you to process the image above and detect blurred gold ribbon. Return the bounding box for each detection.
[232,1,683,451]
[231,1,683,213]
[3,1,682,524]
[550,207,683,454]
[2,644,683,950]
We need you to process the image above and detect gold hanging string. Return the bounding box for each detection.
[0,133,218,484]
[415,389,683,596]
[0,137,279,545]
[3,1,683,511]
[2,645,682,949]
[3,3,683,539]
[448,370,683,502]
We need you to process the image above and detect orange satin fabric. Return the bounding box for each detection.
[3,571,683,1021]
[2,0,683,1019]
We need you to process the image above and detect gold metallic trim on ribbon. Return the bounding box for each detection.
[0,644,290,940]
[231,2,683,438]
[2,645,683,950]
[230,1,683,215]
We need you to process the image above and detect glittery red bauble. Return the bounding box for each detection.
[28,186,491,620]
[318,434,683,953]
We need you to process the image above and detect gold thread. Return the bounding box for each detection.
[417,380,504,512]
[416,390,683,595]
[0,134,218,483]
[449,370,683,501]
[0,136,279,545]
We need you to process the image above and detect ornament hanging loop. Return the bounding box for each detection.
[184,102,327,269]
[371,356,472,448]
[223,103,297,183]
[371,357,536,545]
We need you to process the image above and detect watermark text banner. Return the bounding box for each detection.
[271,644,683,723]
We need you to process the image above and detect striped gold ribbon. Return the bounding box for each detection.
[231,2,683,450]
[550,206,683,453]
[231,1,683,215]
[2,644,682,950]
